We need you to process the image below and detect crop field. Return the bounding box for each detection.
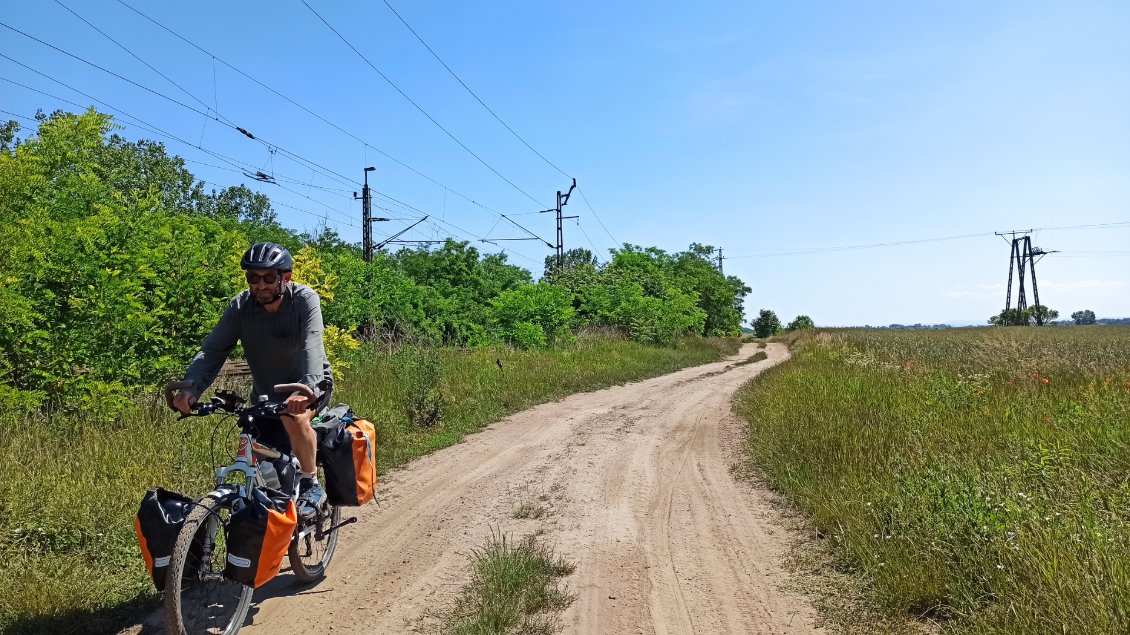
[734,327,1130,633]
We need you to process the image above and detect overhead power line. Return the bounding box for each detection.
[4,88,541,263]
[575,185,618,247]
[110,0,552,248]
[377,0,620,251]
[0,19,358,191]
[379,0,569,179]
[1,72,360,230]
[724,221,1130,259]
[53,0,232,129]
[198,179,362,230]
[298,0,546,208]
[726,231,998,258]
[0,108,36,123]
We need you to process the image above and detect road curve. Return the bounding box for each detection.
[126,342,823,634]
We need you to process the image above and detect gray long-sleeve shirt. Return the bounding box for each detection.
[184,282,333,401]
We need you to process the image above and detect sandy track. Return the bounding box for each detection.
[129,343,822,634]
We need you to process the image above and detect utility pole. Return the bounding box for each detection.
[556,179,577,269]
[353,166,377,262]
[716,247,724,274]
[995,230,1057,325]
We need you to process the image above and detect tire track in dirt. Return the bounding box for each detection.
[125,343,823,634]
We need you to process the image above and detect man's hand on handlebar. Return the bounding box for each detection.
[283,393,312,416]
[173,389,198,415]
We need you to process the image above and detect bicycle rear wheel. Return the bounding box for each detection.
[164,494,253,635]
[288,503,341,582]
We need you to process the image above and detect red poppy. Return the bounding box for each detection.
[1043,417,1051,423]
[1042,378,1050,384]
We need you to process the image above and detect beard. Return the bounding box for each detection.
[253,280,284,305]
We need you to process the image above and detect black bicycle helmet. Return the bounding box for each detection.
[240,242,293,271]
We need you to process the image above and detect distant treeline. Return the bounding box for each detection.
[860,319,1130,330]
[0,109,750,410]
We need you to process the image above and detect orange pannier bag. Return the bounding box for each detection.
[223,487,297,588]
[319,417,377,506]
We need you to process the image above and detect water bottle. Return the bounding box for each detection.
[259,461,282,490]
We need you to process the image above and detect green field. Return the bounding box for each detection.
[0,335,738,635]
[734,327,1130,633]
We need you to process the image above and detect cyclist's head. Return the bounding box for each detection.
[241,243,292,305]
[241,242,293,272]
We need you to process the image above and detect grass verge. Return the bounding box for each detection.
[733,327,1130,633]
[731,351,769,367]
[442,531,575,635]
[0,334,738,634]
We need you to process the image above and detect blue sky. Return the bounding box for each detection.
[2,1,1128,326]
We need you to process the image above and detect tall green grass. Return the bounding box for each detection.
[735,327,1130,633]
[0,335,738,634]
[442,531,575,635]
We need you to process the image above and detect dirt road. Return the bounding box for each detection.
[133,342,824,634]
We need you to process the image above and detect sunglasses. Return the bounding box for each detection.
[245,272,282,285]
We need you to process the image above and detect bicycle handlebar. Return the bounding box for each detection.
[163,381,316,413]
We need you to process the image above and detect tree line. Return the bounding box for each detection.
[0,109,751,411]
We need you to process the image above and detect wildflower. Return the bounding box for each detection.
[1044,417,1052,423]
[1042,378,1049,384]
[1032,372,1039,379]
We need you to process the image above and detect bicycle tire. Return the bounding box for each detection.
[287,503,341,582]
[164,494,253,635]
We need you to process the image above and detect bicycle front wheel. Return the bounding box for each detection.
[164,494,253,635]
[288,503,341,582]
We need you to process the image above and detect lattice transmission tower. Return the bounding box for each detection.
[995,230,1057,325]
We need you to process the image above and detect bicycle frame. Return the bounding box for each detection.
[213,432,300,500]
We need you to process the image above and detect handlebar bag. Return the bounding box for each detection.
[317,417,377,506]
[223,487,297,588]
[134,487,196,592]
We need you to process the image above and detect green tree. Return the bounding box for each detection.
[394,240,531,345]
[543,247,598,279]
[786,315,815,331]
[0,119,19,152]
[752,309,782,338]
[488,282,575,349]
[671,244,749,336]
[1071,309,1097,325]
[1030,305,1059,325]
[989,305,1059,326]
[0,109,246,406]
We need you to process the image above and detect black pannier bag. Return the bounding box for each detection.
[223,487,297,588]
[134,487,195,591]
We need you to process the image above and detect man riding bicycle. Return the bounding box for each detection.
[171,242,332,515]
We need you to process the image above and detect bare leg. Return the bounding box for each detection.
[280,410,318,474]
